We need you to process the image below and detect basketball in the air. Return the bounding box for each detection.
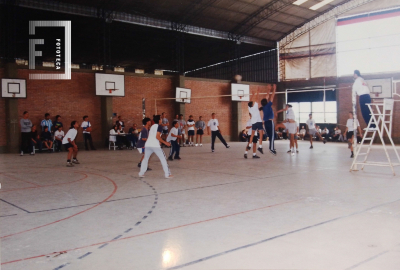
[86,127,92,132]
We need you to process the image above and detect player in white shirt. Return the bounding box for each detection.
[305,113,326,149]
[277,104,298,155]
[352,70,375,129]
[207,113,230,152]
[244,113,260,159]
[344,111,363,158]
[139,115,172,179]
[248,88,264,154]
[62,121,80,167]
[54,126,64,152]
[186,115,195,146]
[167,121,182,160]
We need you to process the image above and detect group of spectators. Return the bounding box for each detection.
[109,116,139,150]
[110,113,208,150]
[20,111,96,155]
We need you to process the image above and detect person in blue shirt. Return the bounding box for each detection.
[261,84,276,155]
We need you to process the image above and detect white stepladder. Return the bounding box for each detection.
[350,99,400,175]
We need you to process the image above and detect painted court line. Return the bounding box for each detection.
[0,172,117,239]
[0,199,30,213]
[345,250,390,270]
[1,173,42,187]
[2,199,299,266]
[166,198,400,270]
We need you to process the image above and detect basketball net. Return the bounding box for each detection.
[108,89,118,94]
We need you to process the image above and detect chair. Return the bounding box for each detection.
[109,140,117,150]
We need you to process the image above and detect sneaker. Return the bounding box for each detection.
[247,146,251,151]
[165,175,174,179]
[147,167,152,171]
[138,174,145,178]
[310,145,313,149]
[212,149,215,152]
[20,151,23,156]
[200,144,203,147]
[269,149,277,156]
[253,155,260,159]
[66,162,74,167]
[72,159,80,164]
[174,156,181,160]
[350,153,354,158]
[323,139,327,144]
[296,150,299,154]
[168,156,173,161]
[138,162,141,168]
[257,147,264,154]
[195,144,198,147]
[291,151,295,156]
[244,153,247,159]
[30,152,35,155]
[226,145,230,149]
[287,150,291,153]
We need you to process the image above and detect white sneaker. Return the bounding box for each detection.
[138,174,145,178]
[291,150,295,156]
[165,175,174,179]
[30,152,35,155]
[200,144,203,147]
[20,151,23,156]
[195,144,198,147]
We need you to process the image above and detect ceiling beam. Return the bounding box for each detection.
[13,0,275,47]
[279,0,378,47]
[230,0,297,37]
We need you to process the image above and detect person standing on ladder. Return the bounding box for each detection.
[352,70,376,130]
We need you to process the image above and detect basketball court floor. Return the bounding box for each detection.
[1,140,400,270]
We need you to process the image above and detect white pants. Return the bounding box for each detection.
[139,147,170,177]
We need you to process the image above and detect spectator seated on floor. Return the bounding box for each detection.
[41,126,53,152]
[54,126,64,152]
[30,125,42,154]
[299,126,306,140]
[332,126,344,142]
[321,127,330,140]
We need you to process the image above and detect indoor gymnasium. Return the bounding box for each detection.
[1,0,400,270]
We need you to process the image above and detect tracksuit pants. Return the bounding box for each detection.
[169,140,180,158]
[264,120,275,151]
[84,133,96,150]
[360,94,375,128]
[139,147,170,177]
[20,132,31,153]
[211,130,227,150]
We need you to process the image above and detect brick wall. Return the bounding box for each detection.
[16,69,101,145]
[0,68,278,150]
[0,68,6,147]
[112,76,175,131]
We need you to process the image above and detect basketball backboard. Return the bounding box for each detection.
[176,87,191,103]
[95,73,125,96]
[367,78,392,99]
[231,83,250,101]
[1,79,27,98]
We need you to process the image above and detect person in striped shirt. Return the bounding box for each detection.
[41,113,53,132]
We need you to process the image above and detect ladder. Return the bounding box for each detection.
[350,99,400,175]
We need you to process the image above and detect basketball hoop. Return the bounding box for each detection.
[108,89,119,94]
[182,98,185,103]
[12,93,16,98]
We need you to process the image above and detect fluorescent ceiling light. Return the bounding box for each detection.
[293,0,309,5]
[310,0,335,10]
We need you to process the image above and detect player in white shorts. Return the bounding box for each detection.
[244,113,260,159]
[344,111,363,158]
[306,113,326,149]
